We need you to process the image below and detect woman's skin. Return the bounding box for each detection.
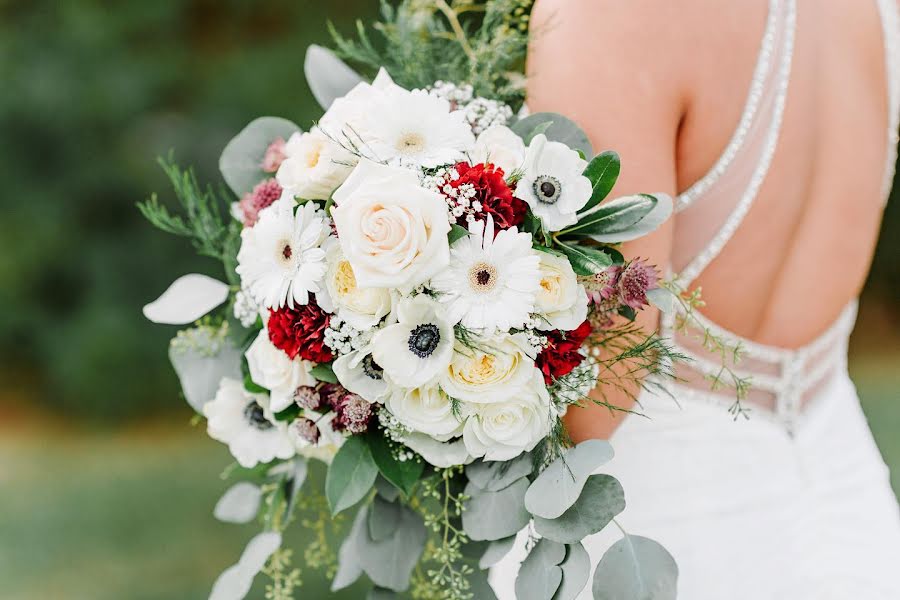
[527,0,892,441]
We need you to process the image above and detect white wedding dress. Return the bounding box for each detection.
[492,0,900,598]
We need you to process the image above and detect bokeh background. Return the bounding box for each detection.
[1,2,898,598]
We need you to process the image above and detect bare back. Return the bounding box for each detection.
[673,0,896,348]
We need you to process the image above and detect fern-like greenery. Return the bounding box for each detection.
[137,156,241,285]
[329,0,534,110]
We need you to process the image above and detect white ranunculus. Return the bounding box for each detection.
[534,251,590,331]
[332,349,390,403]
[387,385,465,440]
[318,68,403,140]
[515,134,593,231]
[204,378,296,468]
[276,129,355,201]
[403,433,474,468]
[471,125,526,175]
[316,239,393,330]
[331,160,451,290]
[245,330,315,412]
[440,333,535,405]
[371,295,455,389]
[462,371,552,462]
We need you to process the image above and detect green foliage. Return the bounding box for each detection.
[581,151,621,213]
[329,0,534,109]
[366,431,426,498]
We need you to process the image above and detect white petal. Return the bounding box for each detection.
[209,532,282,600]
[144,274,229,325]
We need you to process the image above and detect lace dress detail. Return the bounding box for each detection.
[663,0,900,430]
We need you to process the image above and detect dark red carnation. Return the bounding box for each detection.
[267,300,334,363]
[535,320,592,384]
[449,162,528,230]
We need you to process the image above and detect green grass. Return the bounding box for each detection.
[1,364,897,599]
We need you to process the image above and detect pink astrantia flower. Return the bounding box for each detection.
[329,391,373,434]
[617,259,659,310]
[239,178,283,226]
[292,417,320,444]
[587,265,622,304]
[261,137,287,173]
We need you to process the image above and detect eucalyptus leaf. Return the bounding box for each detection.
[533,475,625,544]
[374,475,401,502]
[366,432,424,498]
[553,543,591,600]
[169,330,242,413]
[284,458,309,515]
[647,287,676,314]
[331,507,367,591]
[357,504,428,592]
[589,194,674,244]
[514,539,566,600]
[368,494,402,541]
[525,439,615,519]
[304,44,365,111]
[462,478,531,541]
[209,532,282,600]
[310,362,339,384]
[469,569,500,600]
[479,535,518,569]
[326,435,378,516]
[213,482,262,524]
[465,452,533,492]
[564,195,657,238]
[581,151,621,213]
[556,243,613,276]
[449,223,469,245]
[512,112,593,158]
[219,117,300,198]
[592,535,678,600]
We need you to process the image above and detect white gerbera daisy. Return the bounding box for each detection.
[371,295,455,389]
[236,198,328,309]
[515,133,593,231]
[363,87,475,168]
[204,378,296,468]
[430,216,541,333]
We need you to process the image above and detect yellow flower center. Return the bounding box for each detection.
[333,260,357,297]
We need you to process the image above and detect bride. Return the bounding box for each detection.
[492,0,900,598]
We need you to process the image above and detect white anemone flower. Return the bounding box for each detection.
[363,87,475,167]
[236,198,328,309]
[515,133,593,231]
[371,295,455,389]
[430,216,540,333]
[204,378,296,468]
[332,349,390,403]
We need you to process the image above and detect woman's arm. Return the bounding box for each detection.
[527,0,688,440]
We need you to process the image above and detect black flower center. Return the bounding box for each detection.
[408,323,441,359]
[533,175,562,204]
[476,270,491,285]
[361,354,384,380]
[243,401,274,431]
[282,244,293,260]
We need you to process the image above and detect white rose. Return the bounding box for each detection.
[403,433,474,468]
[534,251,590,331]
[316,240,393,330]
[331,160,451,289]
[387,385,465,440]
[462,371,552,462]
[276,128,355,201]
[471,125,526,175]
[245,330,315,412]
[440,333,535,404]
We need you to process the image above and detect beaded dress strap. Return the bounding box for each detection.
[676,0,797,288]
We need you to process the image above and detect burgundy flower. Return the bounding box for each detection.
[535,320,592,384]
[330,392,373,434]
[239,178,283,226]
[617,259,659,310]
[293,385,323,411]
[449,162,528,230]
[292,417,320,444]
[261,137,287,173]
[267,299,334,363]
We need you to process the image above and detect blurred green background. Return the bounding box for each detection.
[0,1,898,599]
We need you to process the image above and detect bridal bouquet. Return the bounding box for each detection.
[141,3,680,599]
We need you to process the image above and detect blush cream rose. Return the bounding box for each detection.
[331,160,451,289]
